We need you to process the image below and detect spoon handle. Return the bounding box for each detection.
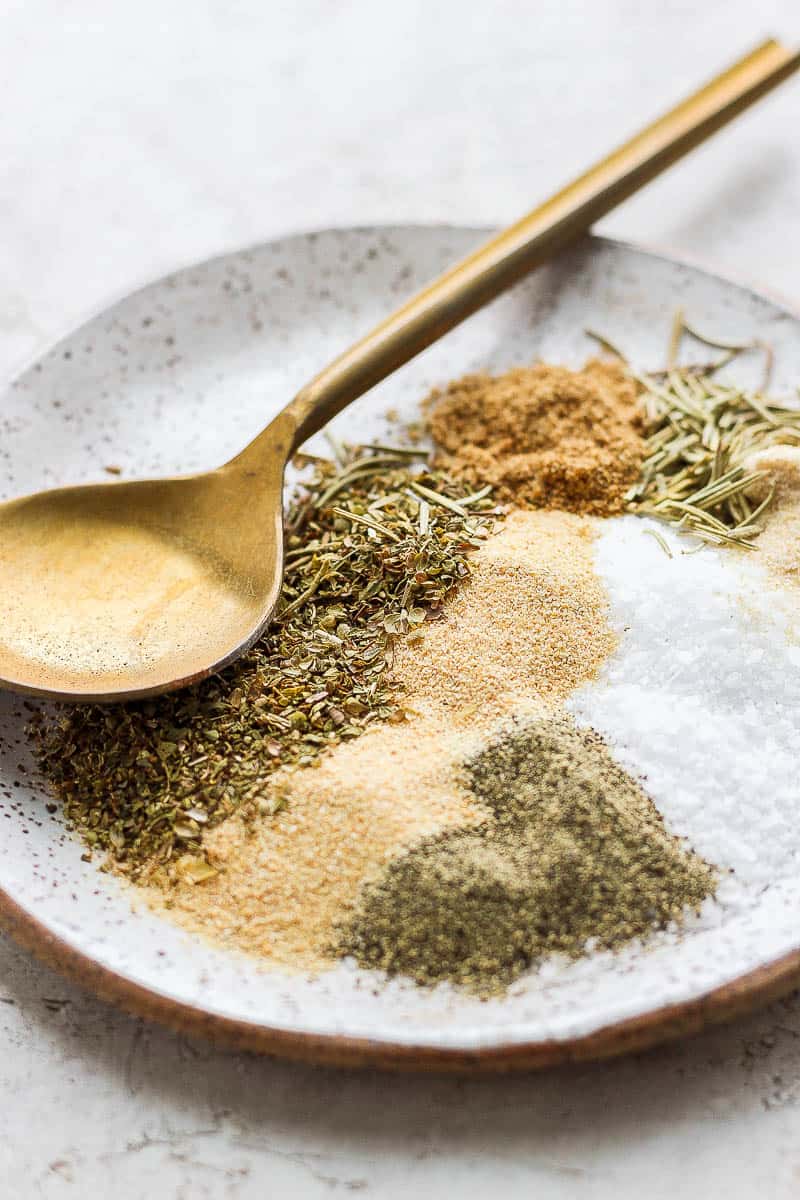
[276,37,799,451]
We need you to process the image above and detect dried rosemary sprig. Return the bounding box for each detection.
[588,319,800,549]
[30,449,495,881]
[625,368,800,548]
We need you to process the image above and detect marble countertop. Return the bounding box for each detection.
[3,2,800,1195]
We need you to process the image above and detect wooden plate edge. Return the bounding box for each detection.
[2,881,799,1073]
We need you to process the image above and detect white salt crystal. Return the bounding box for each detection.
[571,516,800,893]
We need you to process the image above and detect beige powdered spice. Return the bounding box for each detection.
[745,446,800,585]
[425,359,644,516]
[150,509,617,969]
[389,508,616,729]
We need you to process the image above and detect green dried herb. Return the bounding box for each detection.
[589,318,800,549]
[31,449,495,880]
[626,368,800,548]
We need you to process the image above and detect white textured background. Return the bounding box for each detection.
[3,2,800,1196]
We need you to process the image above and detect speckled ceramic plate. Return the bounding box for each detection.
[3,227,800,1072]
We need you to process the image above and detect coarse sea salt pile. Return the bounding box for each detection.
[571,514,800,912]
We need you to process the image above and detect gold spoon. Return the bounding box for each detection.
[1,37,797,702]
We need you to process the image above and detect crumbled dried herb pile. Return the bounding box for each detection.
[424,359,644,516]
[335,716,716,993]
[30,449,495,880]
[583,314,800,550]
[625,364,800,549]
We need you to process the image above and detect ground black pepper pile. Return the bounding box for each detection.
[335,716,717,993]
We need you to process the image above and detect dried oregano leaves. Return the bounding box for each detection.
[30,449,496,880]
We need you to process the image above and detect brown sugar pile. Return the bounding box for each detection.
[150,509,618,970]
[424,359,644,516]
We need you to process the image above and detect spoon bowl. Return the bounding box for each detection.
[0,447,286,700]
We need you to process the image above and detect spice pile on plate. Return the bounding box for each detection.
[425,358,644,515]
[335,716,715,993]
[32,320,800,995]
